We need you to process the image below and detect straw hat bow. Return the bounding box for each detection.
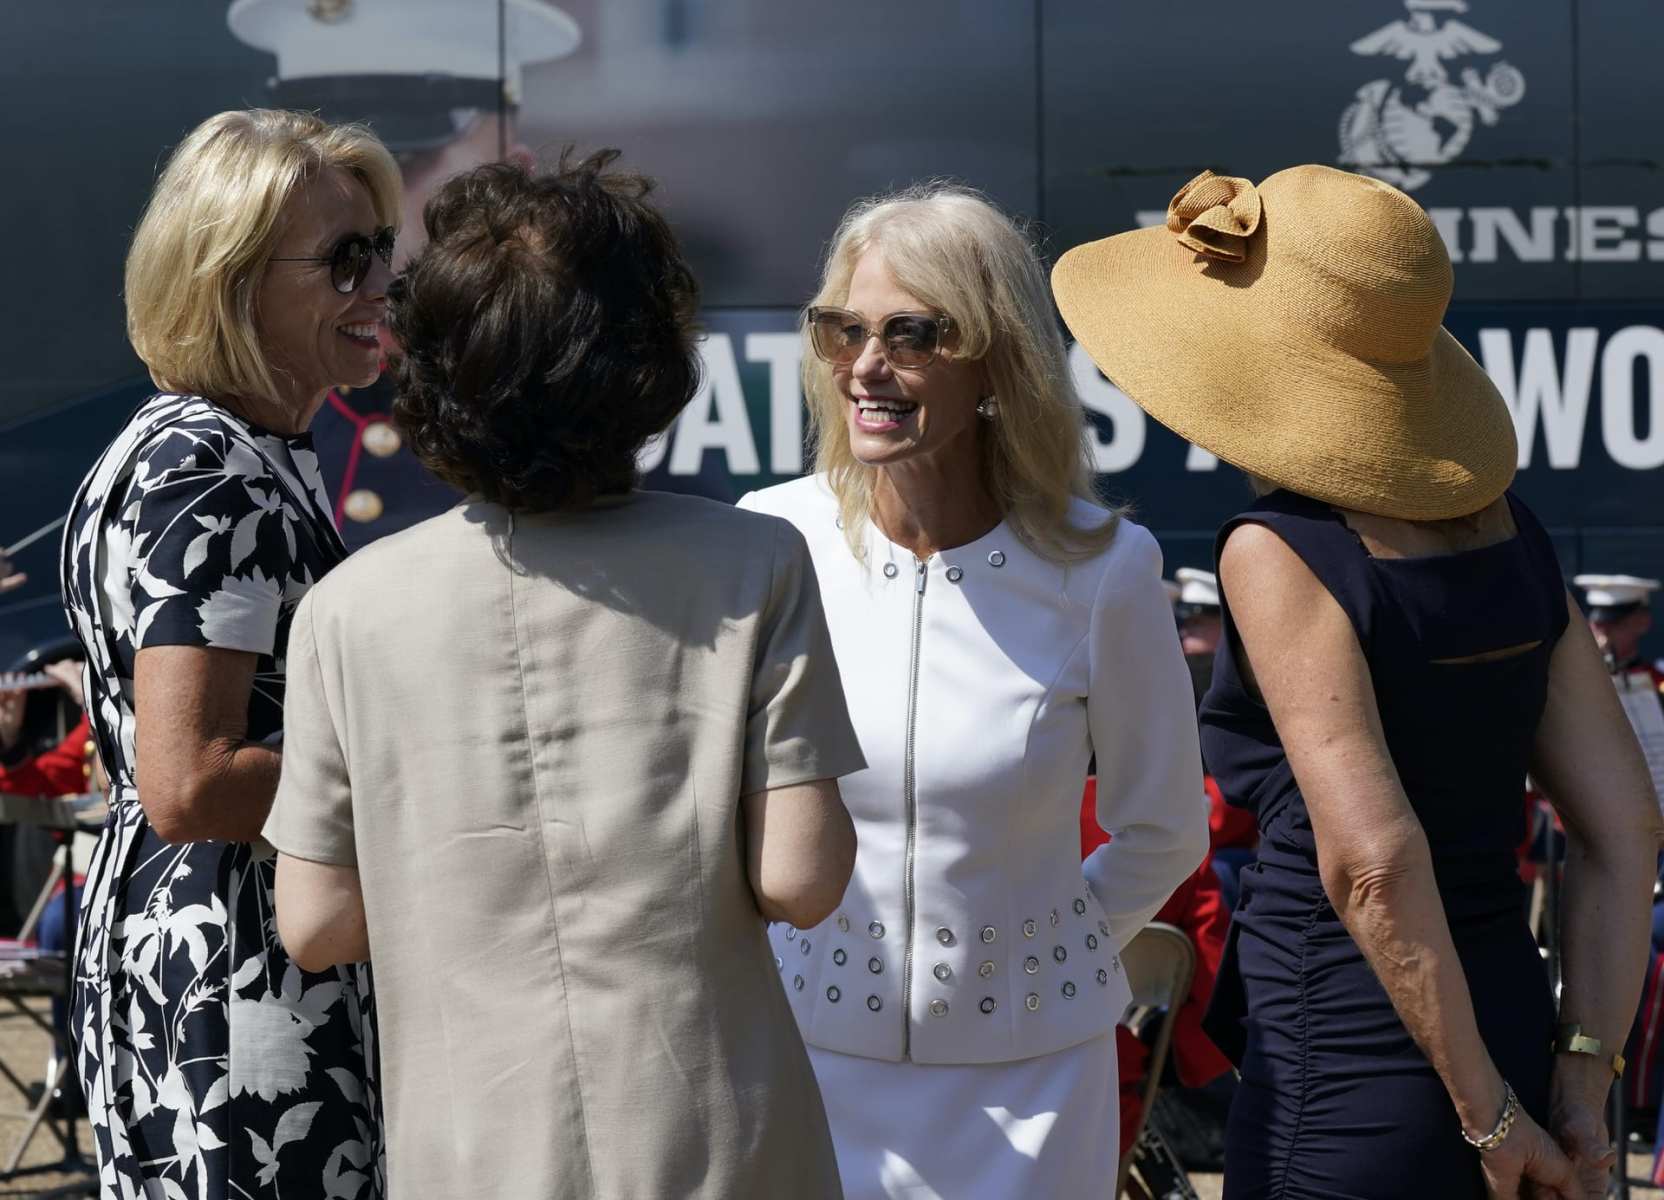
[1052,164,1517,521]
[1166,171,1261,263]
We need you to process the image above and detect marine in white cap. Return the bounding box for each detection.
[229,0,580,264]
[1174,566,1222,659]
[1572,574,1661,679]
[1166,565,1223,715]
[226,0,580,550]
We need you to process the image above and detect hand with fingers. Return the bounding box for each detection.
[1547,1059,1619,1200]
[0,551,24,595]
[41,659,85,709]
[1477,1102,1581,1200]
[1551,1101,1616,1199]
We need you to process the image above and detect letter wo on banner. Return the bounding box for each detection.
[1478,323,1664,472]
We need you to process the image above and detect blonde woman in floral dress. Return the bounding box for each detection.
[59,109,399,1198]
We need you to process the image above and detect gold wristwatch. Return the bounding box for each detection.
[1554,1023,1626,1079]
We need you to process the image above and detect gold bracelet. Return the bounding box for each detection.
[1554,1023,1627,1079]
[1461,1082,1519,1153]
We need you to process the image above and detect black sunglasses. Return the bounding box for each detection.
[807,306,953,370]
[270,226,396,294]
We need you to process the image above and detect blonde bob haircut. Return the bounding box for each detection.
[805,183,1119,564]
[125,109,401,404]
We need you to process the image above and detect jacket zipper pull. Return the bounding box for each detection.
[915,560,928,595]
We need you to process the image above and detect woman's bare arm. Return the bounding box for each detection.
[741,778,856,929]
[274,854,369,970]
[1530,593,1663,1180]
[134,644,279,843]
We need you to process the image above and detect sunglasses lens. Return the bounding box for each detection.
[329,237,370,293]
[809,310,865,365]
[883,314,942,368]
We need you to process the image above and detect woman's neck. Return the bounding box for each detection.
[219,387,325,437]
[1336,497,1516,560]
[871,454,1003,560]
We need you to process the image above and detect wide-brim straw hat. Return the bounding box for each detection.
[1052,164,1517,520]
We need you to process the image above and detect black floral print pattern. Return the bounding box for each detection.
[60,394,383,1199]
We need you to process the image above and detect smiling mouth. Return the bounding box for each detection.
[337,322,379,347]
[853,396,919,427]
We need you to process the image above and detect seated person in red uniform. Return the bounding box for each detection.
[0,657,97,932]
[0,654,92,933]
[0,689,93,800]
[0,653,96,1075]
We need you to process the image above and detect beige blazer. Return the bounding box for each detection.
[265,492,864,1199]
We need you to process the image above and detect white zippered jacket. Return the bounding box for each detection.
[740,475,1209,1065]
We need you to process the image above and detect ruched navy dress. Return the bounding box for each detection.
[1201,489,1568,1199]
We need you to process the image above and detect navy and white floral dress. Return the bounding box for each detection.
[60,393,383,1200]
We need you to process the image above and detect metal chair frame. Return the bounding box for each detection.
[0,809,93,1190]
[1115,921,1198,1199]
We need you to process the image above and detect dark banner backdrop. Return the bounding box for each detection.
[1,0,1660,665]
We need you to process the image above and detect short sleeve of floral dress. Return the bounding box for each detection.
[60,393,384,1200]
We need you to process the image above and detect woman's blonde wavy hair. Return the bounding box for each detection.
[125,109,401,404]
[805,182,1119,563]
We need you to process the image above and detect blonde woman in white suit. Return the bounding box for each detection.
[740,184,1209,1198]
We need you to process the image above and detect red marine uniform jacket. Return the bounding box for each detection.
[0,713,93,798]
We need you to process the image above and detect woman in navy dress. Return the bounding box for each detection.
[1054,165,1662,1197]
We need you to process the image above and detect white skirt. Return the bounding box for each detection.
[807,1034,1118,1200]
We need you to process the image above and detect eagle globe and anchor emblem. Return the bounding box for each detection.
[1339,0,1526,191]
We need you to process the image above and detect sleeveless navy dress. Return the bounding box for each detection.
[1200,489,1568,1199]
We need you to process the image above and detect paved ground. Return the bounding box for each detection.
[0,998,95,1195]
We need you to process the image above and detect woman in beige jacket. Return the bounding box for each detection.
[264,152,865,1199]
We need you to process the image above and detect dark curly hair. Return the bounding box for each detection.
[390,150,701,511]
